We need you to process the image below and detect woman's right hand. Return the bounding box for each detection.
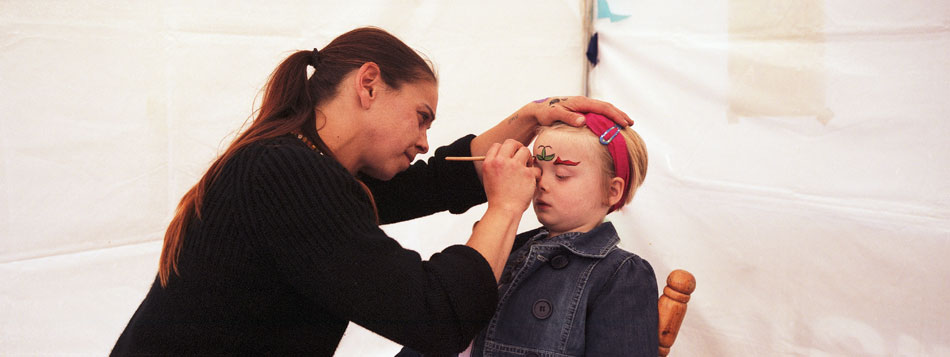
[481,139,540,214]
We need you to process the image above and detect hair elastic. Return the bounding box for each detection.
[309,48,322,68]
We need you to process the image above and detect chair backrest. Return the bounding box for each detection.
[657,269,696,356]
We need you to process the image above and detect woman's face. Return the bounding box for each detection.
[359,80,437,180]
[532,130,612,236]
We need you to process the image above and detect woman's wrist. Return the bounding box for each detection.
[486,200,528,218]
[504,104,541,145]
[515,102,536,124]
[469,203,523,280]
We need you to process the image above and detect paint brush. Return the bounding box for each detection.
[444,156,485,161]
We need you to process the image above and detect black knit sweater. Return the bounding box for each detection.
[112,134,497,356]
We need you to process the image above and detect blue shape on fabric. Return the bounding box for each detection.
[586,32,599,66]
[597,0,630,22]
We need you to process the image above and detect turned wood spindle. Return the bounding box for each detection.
[658,269,696,357]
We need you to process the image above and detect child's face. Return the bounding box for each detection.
[532,130,612,237]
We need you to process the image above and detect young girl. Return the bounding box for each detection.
[399,113,656,356]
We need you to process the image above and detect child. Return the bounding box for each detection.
[400,113,656,356]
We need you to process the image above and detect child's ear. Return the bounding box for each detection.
[606,177,625,208]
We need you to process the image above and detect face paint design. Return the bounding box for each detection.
[554,156,580,166]
[532,97,550,103]
[536,145,555,161]
[547,97,569,106]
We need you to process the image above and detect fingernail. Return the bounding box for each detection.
[576,117,585,125]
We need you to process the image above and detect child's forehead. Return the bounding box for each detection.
[534,130,603,166]
[534,130,592,151]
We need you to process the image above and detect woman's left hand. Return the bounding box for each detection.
[522,96,634,128]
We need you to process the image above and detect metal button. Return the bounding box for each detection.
[532,299,553,319]
[550,255,569,269]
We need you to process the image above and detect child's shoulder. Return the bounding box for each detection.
[601,246,656,283]
[585,246,658,301]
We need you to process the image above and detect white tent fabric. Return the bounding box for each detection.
[589,0,950,355]
[2,0,948,355]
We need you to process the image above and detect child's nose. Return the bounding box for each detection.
[536,173,549,192]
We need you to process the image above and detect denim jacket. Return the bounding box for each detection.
[398,222,658,357]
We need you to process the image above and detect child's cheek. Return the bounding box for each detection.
[560,188,586,210]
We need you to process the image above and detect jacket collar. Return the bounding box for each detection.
[517,221,620,258]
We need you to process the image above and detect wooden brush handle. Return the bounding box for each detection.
[444,156,485,161]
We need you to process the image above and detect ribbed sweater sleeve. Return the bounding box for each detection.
[240,139,497,354]
[360,134,487,224]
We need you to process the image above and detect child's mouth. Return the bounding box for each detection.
[534,200,551,209]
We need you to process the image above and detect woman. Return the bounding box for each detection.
[112,27,632,356]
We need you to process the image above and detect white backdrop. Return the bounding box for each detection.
[590,0,950,355]
[2,0,948,356]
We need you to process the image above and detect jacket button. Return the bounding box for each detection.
[532,299,553,319]
[550,255,569,269]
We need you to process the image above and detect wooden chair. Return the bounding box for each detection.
[658,269,696,356]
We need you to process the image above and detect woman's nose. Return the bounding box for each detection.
[416,131,429,154]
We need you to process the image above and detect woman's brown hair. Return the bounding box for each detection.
[158,27,437,287]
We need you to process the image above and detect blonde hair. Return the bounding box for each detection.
[537,123,648,211]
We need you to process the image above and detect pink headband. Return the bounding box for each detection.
[583,113,630,213]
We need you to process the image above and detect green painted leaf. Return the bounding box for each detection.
[537,146,555,161]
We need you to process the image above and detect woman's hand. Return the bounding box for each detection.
[521,96,633,128]
[467,139,540,280]
[481,139,540,214]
